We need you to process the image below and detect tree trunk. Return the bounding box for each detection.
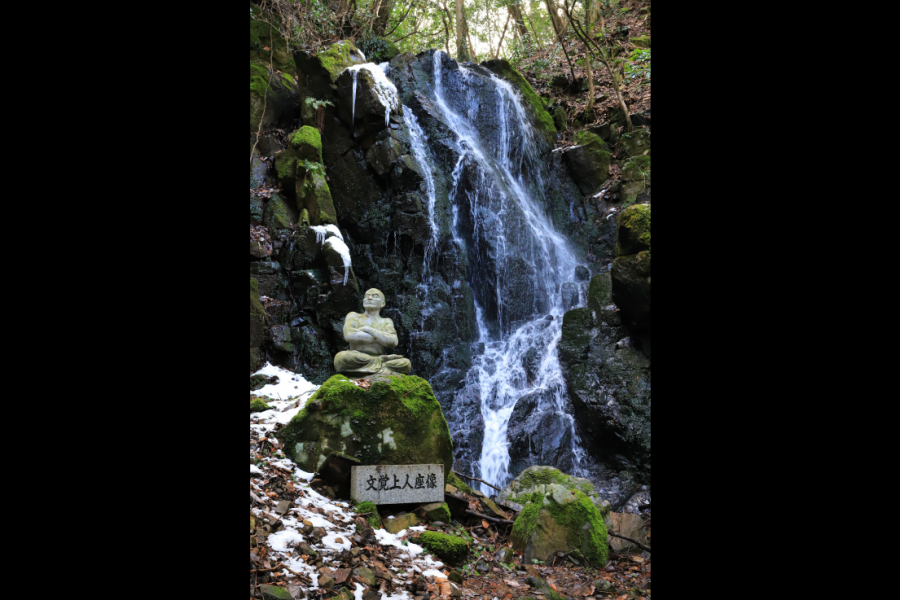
[508,2,530,41]
[545,0,568,37]
[585,1,596,115]
[373,0,396,37]
[456,0,470,62]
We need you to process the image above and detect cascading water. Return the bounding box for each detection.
[420,52,589,492]
[402,109,439,260]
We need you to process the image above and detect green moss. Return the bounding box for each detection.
[418,531,469,563]
[264,193,294,233]
[588,273,613,314]
[511,489,608,567]
[616,204,651,256]
[277,375,454,477]
[354,501,382,529]
[250,278,267,349]
[447,472,474,495]
[425,503,452,523]
[250,398,271,413]
[302,170,337,226]
[545,490,609,566]
[510,499,542,544]
[291,126,323,162]
[317,41,362,83]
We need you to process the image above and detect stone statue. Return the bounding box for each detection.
[334,289,412,377]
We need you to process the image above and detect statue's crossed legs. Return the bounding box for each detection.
[334,350,412,377]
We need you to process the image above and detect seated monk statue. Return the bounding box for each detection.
[334,289,412,377]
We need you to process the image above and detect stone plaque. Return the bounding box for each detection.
[351,464,445,505]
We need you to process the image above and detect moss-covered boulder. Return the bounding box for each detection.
[316,41,368,84]
[564,131,611,195]
[620,129,651,158]
[621,156,651,205]
[418,531,469,563]
[277,375,454,478]
[416,502,452,523]
[552,107,568,132]
[354,501,382,529]
[611,251,651,333]
[499,466,610,512]
[612,204,651,335]
[250,398,271,414]
[291,126,323,163]
[509,477,609,566]
[263,192,297,234]
[299,170,337,226]
[615,204,651,257]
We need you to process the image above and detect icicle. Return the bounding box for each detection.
[342,64,399,130]
[351,69,358,127]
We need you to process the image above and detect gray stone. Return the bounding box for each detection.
[351,464,444,505]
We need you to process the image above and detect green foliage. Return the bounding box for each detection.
[625,48,651,90]
[357,34,398,63]
[304,97,334,111]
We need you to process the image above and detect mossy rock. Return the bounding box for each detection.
[277,375,454,478]
[418,531,469,563]
[611,251,651,333]
[499,466,609,513]
[622,156,651,183]
[552,107,567,131]
[632,36,651,49]
[621,156,651,205]
[417,502,452,523]
[354,501,382,529]
[509,481,609,566]
[299,170,337,226]
[250,398,271,414]
[250,278,267,350]
[587,273,613,315]
[620,129,651,158]
[616,204,651,257]
[317,41,367,84]
[564,131,611,195]
[291,126,323,163]
[447,471,474,495]
[263,193,297,234]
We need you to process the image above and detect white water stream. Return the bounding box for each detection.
[429,52,588,492]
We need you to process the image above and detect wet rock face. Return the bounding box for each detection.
[612,205,651,351]
[558,275,651,481]
[507,391,576,479]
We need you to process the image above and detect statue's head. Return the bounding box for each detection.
[363,289,385,311]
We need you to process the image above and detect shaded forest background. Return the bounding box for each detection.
[252,0,651,143]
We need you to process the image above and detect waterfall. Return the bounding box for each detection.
[424,52,588,493]
[402,109,439,262]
